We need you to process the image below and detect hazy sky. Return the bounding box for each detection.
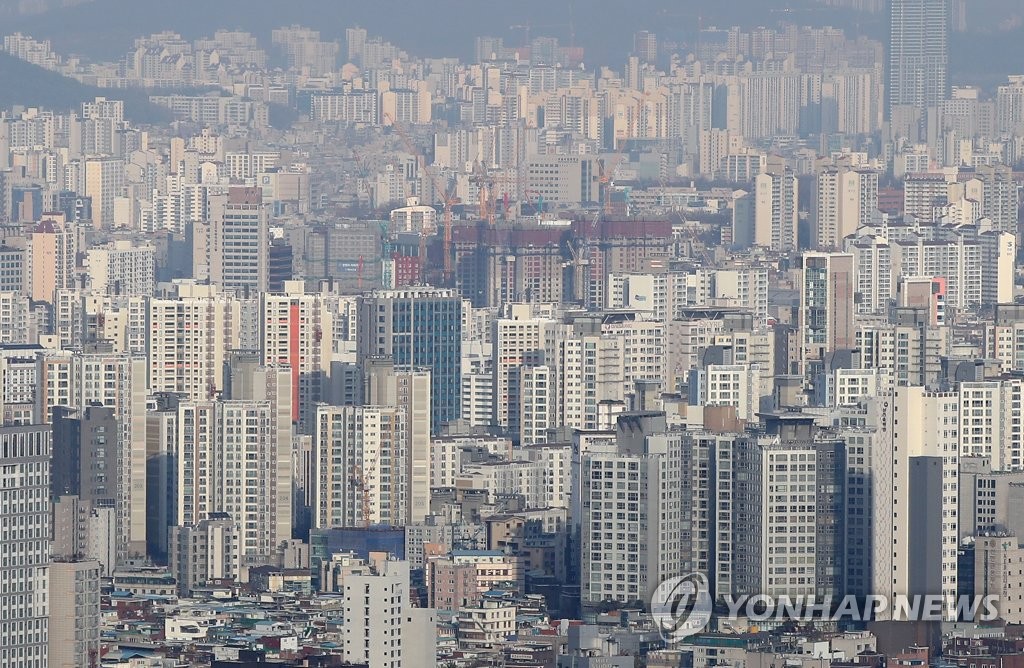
[4,0,1023,86]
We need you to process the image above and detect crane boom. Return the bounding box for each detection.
[384,112,457,285]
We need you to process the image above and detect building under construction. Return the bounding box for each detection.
[450,217,673,308]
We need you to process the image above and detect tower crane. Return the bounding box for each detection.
[384,112,459,284]
[562,150,627,304]
[598,152,628,215]
[470,160,497,228]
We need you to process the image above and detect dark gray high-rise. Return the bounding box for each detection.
[888,0,951,119]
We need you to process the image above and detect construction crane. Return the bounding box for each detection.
[561,149,627,305]
[598,152,628,215]
[561,208,601,304]
[470,160,496,228]
[350,463,371,528]
[383,111,459,284]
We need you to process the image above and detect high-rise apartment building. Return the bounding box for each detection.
[0,424,51,668]
[523,155,598,206]
[48,559,101,668]
[357,288,462,432]
[579,413,682,609]
[871,387,959,620]
[364,358,432,524]
[313,405,407,528]
[341,559,437,668]
[42,347,150,563]
[260,283,334,432]
[168,514,240,596]
[800,252,856,369]
[0,243,26,294]
[812,167,878,249]
[491,307,555,435]
[86,239,155,296]
[199,186,269,292]
[888,0,951,119]
[732,414,846,599]
[754,169,798,252]
[28,214,76,304]
[177,396,292,572]
[633,31,658,63]
[148,284,243,401]
[84,156,125,228]
[51,404,117,504]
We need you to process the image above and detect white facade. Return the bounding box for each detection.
[754,169,798,252]
[689,363,761,423]
[958,381,1024,471]
[580,429,682,607]
[313,405,407,528]
[177,398,292,570]
[149,286,243,401]
[86,239,155,296]
[813,167,878,250]
[342,559,436,668]
[48,559,101,668]
[871,388,960,620]
[0,425,50,668]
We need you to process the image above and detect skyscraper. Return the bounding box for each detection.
[197,186,269,293]
[0,424,51,668]
[176,394,292,573]
[754,168,799,253]
[633,31,657,63]
[888,0,951,120]
[313,404,408,528]
[357,288,462,431]
[800,252,856,371]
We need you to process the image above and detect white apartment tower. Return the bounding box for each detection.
[580,413,682,608]
[813,167,878,250]
[86,239,156,296]
[177,394,292,572]
[364,358,432,524]
[0,424,51,668]
[341,559,437,668]
[201,186,269,292]
[871,388,959,620]
[148,285,243,401]
[754,168,798,252]
[492,306,555,433]
[313,405,408,528]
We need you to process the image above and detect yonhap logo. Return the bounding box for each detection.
[650,572,713,643]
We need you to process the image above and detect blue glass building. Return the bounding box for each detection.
[358,288,462,432]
